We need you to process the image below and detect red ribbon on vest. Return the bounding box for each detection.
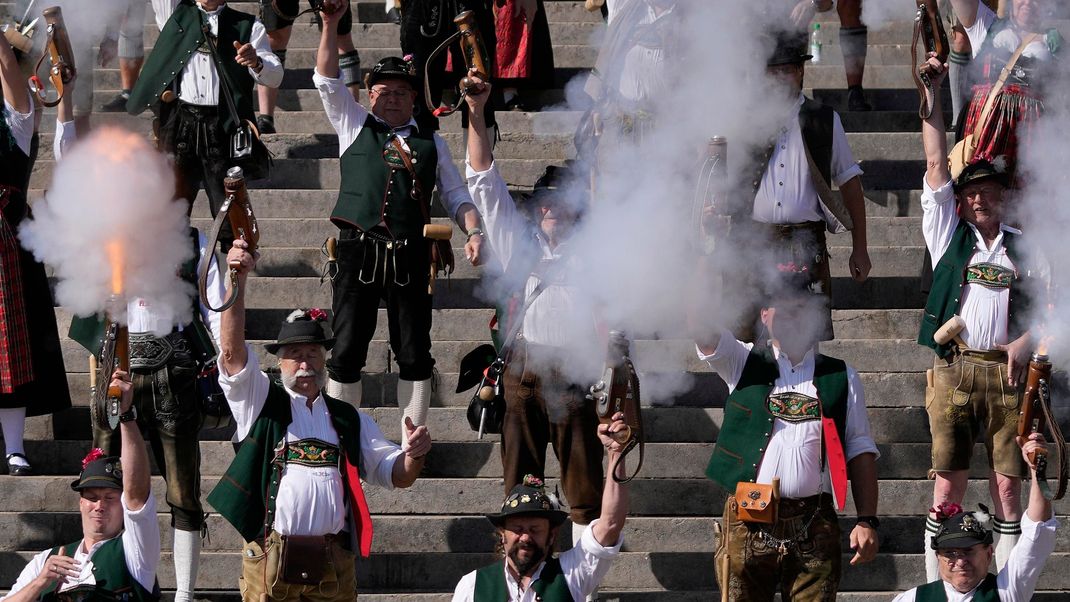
[822,416,848,510]
[345,460,374,557]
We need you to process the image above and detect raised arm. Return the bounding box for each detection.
[950,0,981,29]
[465,73,494,172]
[316,0,347,80]
[1020,433,1054,522]
[220,240,257,376]
[0,34,29,114]
[591,413,630,546]
[113,370,150,510]
[921,53,952,190]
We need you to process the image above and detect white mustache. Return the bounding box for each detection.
[294,369,318,378]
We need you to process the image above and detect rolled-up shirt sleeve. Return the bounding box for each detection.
[844,367,880,462]
[218,344,272,440]
[121,492,160,592]
[248,21,282,88]
[998,512,1058,602]
[53,119,76,160]
[561,519,624,599]
[466,160,522,272]
[831,113,864,187]
[435,136,475,222]
[357,414,404,489]
[921,178,958,267]
[313,68,368,152]
[696,330,752,391]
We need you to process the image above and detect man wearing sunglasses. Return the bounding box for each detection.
[892,433,1056,601]
[313,0,485,442]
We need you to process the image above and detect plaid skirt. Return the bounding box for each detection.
[962,82,1043,179]
[0,186,33,393]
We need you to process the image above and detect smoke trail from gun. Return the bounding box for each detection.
[486,0,827,403]
[19,126,193,332]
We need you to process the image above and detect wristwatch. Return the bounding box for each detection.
[855,515,880,530]
[118,407,138,424]
[466,227,485,241]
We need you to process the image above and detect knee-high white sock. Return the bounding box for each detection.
[924,516,941,582]
[173,528,201,602]
[397,378,431,446]
[326,378,363,407]
[948,50,971,127]
[0,407,27,459]
[993,518,1021,571]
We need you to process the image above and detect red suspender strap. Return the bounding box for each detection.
[345,461,374,557]
[822,416,848,510]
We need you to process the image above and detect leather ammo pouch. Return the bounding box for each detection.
[734,477,780,525]
[280,535,329,585]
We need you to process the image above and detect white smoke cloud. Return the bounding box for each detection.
[485,0,818,402]
[19,127,194,332]
[861,1,916,30]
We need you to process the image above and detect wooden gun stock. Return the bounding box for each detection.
[912,1,950,119]
[588,331,644,483]
[424,10,490,117]
[92,319,128,431]
[30,6,76,107]
[1019,354,1051,466]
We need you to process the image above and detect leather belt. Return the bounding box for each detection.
[129,331,190,372]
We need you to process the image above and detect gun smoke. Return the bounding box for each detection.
[487,0,836,403]
[19,126,194,332]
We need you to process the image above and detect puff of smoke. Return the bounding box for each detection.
[19,126,194,333]
[860,2,915,31]
[1012,52,1070,371]
[478,0,808,403]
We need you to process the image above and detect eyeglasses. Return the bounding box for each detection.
[371,87,412,99]
[936,547,984,562]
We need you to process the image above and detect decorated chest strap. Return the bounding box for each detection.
[767,392,821,423]
[279,438,341,469]
[965,262,1016,289]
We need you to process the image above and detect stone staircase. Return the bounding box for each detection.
[2,1,1069,599]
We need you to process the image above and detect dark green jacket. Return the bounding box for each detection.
[915,573,999,601]
[706,348,849,496]
[207,381,373,555]
[918,220,1028,358]
[474,557,573,601]
[127,0,255,133]
[330,115,438,239]
[40,538,158,601]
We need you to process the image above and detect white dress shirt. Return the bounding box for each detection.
[3,493,160,598]
[892,513,1057,602]
[127,230,224,341]
[697,331,879,502]
[3,94,34,157]
[150,0,283,106]
[603,0,673,106]
[922,178,1021,351]
[466,161,600,356]
[451,520,623,602]
[219,346,404,537]
[751,94,863,231]
[312,68,474,223]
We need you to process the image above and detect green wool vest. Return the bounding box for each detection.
[915,573,999,602]
[40,538,157,601]
[705,348,849,493]
[330,115,438,239]
[473,557,574,601]
[917,220,1028,358]
[68,228,214,362]
[207,382,365,543]
[127,0,255,133]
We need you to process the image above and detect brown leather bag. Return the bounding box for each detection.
[280,535,328,585]
[734,477,780,525]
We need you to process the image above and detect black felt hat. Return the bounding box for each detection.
[71,449,123,492]
[930,503,994,549]
[486,475,569,528]
[767,31,813,66]
[366,56,419,89]
[762,262,823,306]
[457,344,497,393]
[265,309,336,355]
[518,161,588,214]
[954,157,1010,191]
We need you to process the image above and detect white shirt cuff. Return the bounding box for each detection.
[695,330,735,363]
[832,165,864,188]
[1020,511,1058,538]
[579,519,623,558]
[923,177,955,203]
[218,344,257,381]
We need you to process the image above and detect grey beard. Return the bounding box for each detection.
[508,542,547,577]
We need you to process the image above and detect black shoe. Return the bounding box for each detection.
[99,93,129,113]
[847,86,872,112]
[256,114,276,135]
[7,453,32,476]
[387,7,402,24]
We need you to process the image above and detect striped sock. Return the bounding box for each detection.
[948,50,971,127]
[993,518,1021,570]
[924,516,941,582]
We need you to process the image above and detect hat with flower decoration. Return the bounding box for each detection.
[486,475,569,527]
[265,308,335,355]
[366,55,419,89]
[954,157,1010,191]
[71,448,123,491]
[930,501,994,549]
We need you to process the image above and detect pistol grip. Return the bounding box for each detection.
[1029,448,1047,465]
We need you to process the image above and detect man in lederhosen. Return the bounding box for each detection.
[129,0,282,250]
[314,0,484,441]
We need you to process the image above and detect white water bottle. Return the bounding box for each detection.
[810,23,822,63]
